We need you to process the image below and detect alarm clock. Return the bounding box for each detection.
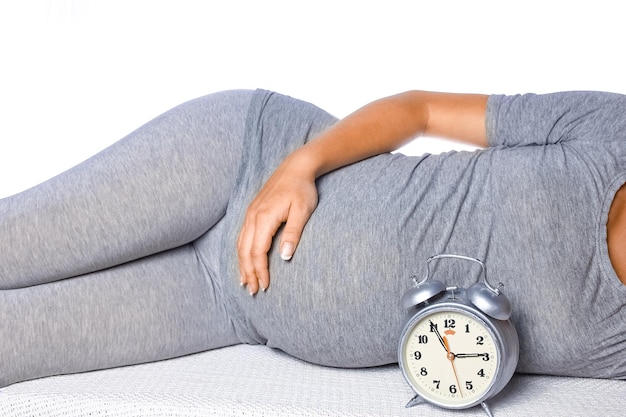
[398,254,519,417]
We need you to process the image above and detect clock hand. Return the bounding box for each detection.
[443,336,463,398]
[455,353,489,359]
[431,321,463,397]
[429,320,448,352]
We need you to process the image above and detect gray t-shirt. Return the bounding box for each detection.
[485,92,626,378]
[218,90,626,379]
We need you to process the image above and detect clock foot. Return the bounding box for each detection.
[480,401,495,417]
[404,394,425,408]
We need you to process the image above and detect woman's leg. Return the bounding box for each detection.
[0,238,239,387]
[0,89,252,289]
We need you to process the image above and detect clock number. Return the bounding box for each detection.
[477,369,486,377]
[420,367,428,376]
[418,335,429,344]
[429,322,438,332]
[476,336,484,345]
[433,380,441,389]
[449,385,457,394]
[465,324,471,333]
[413,351,422,360]
[482,353,490,361]
[444,319,456,328]
[466,381,473,390]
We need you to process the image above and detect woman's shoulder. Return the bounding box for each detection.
[487,90,626,149]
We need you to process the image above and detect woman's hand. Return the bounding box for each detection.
[237,150,318,295]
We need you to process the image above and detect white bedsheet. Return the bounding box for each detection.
[1,344,624,417]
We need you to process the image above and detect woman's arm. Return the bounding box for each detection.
[237,91,488,294]
[297,90,489,178]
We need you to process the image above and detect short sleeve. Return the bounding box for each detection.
[486,91,626,148]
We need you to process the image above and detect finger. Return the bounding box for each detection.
[279,200,316,262]
[237,215,256,291]
[249,213,283,293]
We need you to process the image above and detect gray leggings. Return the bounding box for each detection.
[0,90,254,386]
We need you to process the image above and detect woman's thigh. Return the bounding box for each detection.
[0,89,253,288]
[0,242,239,387]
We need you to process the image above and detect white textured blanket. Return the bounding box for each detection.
[1,344,624,416]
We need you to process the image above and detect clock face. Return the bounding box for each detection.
[400,308,500,408]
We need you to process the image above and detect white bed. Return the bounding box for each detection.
[1,344,624,417]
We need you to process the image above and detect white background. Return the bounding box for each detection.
[1,0,625,197]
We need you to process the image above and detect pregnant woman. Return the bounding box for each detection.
[0,88,624,387]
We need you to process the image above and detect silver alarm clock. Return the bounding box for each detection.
[398,254,519,417]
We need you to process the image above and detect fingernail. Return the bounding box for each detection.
[280,242,294,261]
[261,287,267,292]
